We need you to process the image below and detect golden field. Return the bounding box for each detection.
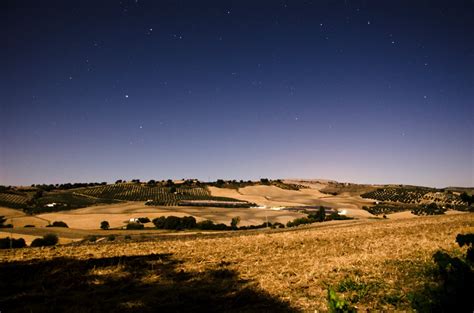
[1,213,472,312]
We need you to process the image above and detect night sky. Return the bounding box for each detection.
[1,1,473,187]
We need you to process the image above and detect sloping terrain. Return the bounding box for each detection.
[1,214,472,312]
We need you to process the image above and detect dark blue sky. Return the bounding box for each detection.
[1,0,473,187]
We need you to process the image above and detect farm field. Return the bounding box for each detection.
[0,214,472,312]
[1,179,472,244]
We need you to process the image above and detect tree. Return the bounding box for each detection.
[260,178,270,185]
[138,217,151,224]
[100,221,110,230]
[460,192,473,206]
[231,216,241,230]
[48,221,68,228]
[126,222,144,230]
[317,207,326,222]
[0,216,6,227]
[32,233,58,247]
[0,237,26,249]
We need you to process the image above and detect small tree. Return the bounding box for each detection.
[100,221,110,230]
[32,233,58,247]
[126,222,144,230]
[460,192,473,206]
[49,221,69,228]
[231,216,241,230]
[317,207,326,222]
[0,216,6,227]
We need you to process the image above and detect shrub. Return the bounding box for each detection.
[327,288,356,313]
[30,238,45,247]
[107,234,116,241]
[137,217,150,223]
[196,220,216,230]
[231,216,241,230]
[86,235,97,242]
[152,216,196,230]
[126,222,144,230]
[48,221,68,228]
[100,220,110,230]
[271,222,285,229]
[24,224,35,227]
[43,233,59,246]
[31,233,58,247]
[0,237,26,249]
[124,235,132,240]
[411,233,473,312]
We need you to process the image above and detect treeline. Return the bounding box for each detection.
[286,208,351,227]
[149,216,283,231]
[0,233,58,249]
[31,182,107,191]
[208,178,303,190]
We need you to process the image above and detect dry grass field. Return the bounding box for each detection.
[1,214,472,312]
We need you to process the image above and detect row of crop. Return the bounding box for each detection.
[361,188,432,203]
[75,184,230,205]
[362,205,411,215]
[0,193,29,209]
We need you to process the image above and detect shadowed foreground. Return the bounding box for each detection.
[0,253,298,313]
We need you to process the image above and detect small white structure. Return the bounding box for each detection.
[46,203,57,208]
[129,218,140,223]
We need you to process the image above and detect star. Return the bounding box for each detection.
[139,125,143,129]
[367,21,371,25]
[125,94,129,98]
[69,76,73,80]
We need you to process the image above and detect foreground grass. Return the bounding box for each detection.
[0,214,472,312]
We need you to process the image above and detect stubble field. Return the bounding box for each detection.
[1,214,472,312]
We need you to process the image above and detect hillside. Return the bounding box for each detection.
[0,214,472,312]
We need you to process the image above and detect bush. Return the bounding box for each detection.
[126,222,144,230]
[31,238,45,247]
[137,217,150,224]
[411,233,473,312]
[86,235,98,242]
[24,225,35,228]
[152,216,196,230]
[47,221,69,228]
[231,216,241,230]
[43,233,59,246]
[107,234,116,241]
[100,220,110,230]
[31,233,58,247]
[0,237,26,249]
[327,288,356,313]
[271,222,285,229]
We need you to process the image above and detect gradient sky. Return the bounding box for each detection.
[1,0,473,187]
